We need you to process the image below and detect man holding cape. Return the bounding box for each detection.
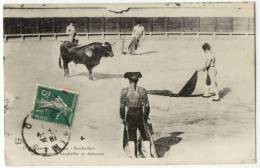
[128,22,145,55]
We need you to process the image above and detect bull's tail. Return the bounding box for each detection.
[59,56,63,69]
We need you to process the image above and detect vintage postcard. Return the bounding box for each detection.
[3,2,256,165]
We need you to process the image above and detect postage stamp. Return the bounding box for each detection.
[31,85,78,126]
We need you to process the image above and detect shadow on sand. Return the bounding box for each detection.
[147,90,202,97]
[125,50,158,56]
[219,87,231,99]
[69,72,123,80]
[155,132,183,158]
[136,51,159,55]
[138,51,158,55]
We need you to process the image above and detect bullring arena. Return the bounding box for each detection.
[4,3,255,165]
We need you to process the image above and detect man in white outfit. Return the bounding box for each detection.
[128,21,145,55]
[198,43,220,101]
[66,21,77,43]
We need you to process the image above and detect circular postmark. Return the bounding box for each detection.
[21,113,71,156]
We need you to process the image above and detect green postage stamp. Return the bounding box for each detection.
[31,85,79,126]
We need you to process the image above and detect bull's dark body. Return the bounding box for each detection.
[59,41,114,80]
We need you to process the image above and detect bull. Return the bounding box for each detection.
[59,41,114,80]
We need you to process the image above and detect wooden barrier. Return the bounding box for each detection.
[3,17,255,41]
[3,31,255,41]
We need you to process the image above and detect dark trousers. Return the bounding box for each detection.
[126,107,149,141]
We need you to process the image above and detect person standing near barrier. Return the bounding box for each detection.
[66,21,77,43]
[128,21,145,55]
[120,72,151,158]
[198,43,220,101]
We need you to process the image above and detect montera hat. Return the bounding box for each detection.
[124,72,142,80]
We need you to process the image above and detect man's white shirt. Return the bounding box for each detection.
[66,25,76,35]
[132,25,144,39]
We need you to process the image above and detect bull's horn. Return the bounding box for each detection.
[59,40,65,44]
[102,42,108,47]
[111,41,117,46]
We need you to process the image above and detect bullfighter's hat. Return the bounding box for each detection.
[124,72,142,81]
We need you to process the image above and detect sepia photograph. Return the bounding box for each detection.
[3,1,256,166]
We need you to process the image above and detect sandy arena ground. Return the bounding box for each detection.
[4,35,255,165]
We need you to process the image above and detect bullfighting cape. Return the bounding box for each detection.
[178,70,198,96]
[122,121,158,158]
[147,71,198,97]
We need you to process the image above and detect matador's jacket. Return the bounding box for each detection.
[120,86,150,141]
[120,86,150,119]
